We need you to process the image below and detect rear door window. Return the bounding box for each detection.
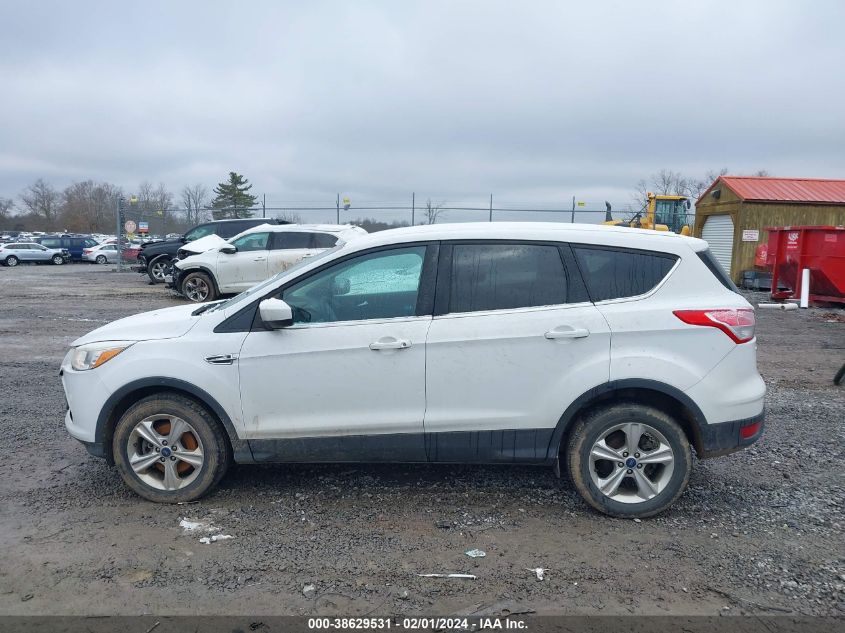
[272,232,313,250]
[573,246,677,301]
[447,243,568,313]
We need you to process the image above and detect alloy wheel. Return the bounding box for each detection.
[6,256,18,267]
[127,416,205,491]
[588,422,675,504]
[184,277,210,302]
[150,259,168,282]
[52,255,64,265]
[96,255,107,264]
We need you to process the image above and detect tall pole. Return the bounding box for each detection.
[262,193,266,219]
[336,193,340,224]
[571,196,576,223]
[115,196,123,271]
[411,192,415,226]
[489,194,493,222]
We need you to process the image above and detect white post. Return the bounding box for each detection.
[800,268,810,308]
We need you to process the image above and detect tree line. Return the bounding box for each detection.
[0,172,259,234]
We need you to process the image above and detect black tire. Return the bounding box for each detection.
[567,403,692,518]
[112,393,231,503]
[52,254,64,265]
[95,255,108,264]
[147,255,171,284]
[181,270,217,302]
[5,255,19,267]
[835,363,845,386]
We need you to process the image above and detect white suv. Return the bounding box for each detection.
[171,223,367,302]
[61,223,765,517]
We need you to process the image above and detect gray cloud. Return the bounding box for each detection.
[1,0,843,212]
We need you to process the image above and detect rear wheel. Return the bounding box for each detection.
[95,255,107,264]
[147,256,170,283]
[5,255,19,267]
[567,403,691,518]
[52,254,65,265]
[182,271,217,302]
[112,394,231,503]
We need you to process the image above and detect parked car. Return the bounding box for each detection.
[1,242,70,266]
[169,224,368,302]
[36,235,100,261]
[136,218,288,284]
[82,243,120,264]
[60,222,765,516]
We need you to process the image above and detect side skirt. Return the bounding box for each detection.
[247,429,555,464]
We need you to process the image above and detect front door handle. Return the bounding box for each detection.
[544,327,590,340]
[253,257,267,261]
[369,337,411,351]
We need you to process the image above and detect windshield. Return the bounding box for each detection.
[206,245,343,313]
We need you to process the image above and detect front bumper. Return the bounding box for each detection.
[697,409,766,458]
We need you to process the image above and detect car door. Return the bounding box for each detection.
[215,232,270,292]
[20,244,40,261]
[104,244,119,262]
[266,231,317,275]
[423,241,611,463]
[237,244,436,461]
[31,244,51,261]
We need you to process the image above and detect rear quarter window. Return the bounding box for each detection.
[573,246,678,301]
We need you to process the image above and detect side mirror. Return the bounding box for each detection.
[219,245,237,255]
[332,277,351,295]
[259,298,293,329]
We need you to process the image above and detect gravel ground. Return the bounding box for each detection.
[0,264,842,616]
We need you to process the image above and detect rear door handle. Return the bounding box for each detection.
[544,327,590,340]
[253,257,267,261]
[369,337,411,351]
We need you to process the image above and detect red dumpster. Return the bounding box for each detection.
[766,225,845,304]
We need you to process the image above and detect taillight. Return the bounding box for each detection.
[83,249,91,254]
[673,308,756,344]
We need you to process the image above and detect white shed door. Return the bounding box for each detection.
[702,214,735,276]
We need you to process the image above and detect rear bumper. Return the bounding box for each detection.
[697,409,765,458]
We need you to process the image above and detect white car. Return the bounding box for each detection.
[60,222,765,517]
[170,223,368,302]
[0,242,70,266]
[82,243,119,264]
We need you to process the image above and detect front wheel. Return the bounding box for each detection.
[147,256,171,283]
[567,403,692,518]
[112,394,231,503]
[5,255,19,267]
[52,254,65,265]
[181,271,217,302]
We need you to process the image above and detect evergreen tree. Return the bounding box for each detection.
[210,172,258,219]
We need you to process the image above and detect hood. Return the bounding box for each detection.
[179,234,228,255]
[141,237,182,249]
[72,304,204,346]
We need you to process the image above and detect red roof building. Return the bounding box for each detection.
[694,176,845,282]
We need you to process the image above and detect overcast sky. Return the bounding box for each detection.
[1,0,843,218]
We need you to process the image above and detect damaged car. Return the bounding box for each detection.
[168,223,368,302]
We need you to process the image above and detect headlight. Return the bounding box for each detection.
[70,342,134,371]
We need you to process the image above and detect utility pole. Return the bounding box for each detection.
[336,193,340,224]
[115,196,124,271]
[262,193,266,219]
[489,194,493,222]
[570,196,576,223]
[411,192,415,226]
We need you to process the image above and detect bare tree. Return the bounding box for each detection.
[180,184,209,227]
[422,198,444,225]
[0,197,14,229]
[20,179,60,229]
[277,211,302,223]
[60,181,122,233]
[752,169,770,177]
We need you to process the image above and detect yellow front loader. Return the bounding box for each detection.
[604,193,692,236]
